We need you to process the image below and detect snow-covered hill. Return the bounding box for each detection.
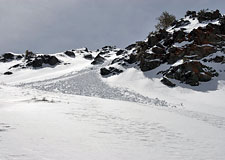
[0,9,225,160]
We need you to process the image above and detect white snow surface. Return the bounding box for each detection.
[0,51,225,160]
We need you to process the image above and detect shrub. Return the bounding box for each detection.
[155,11,176,30]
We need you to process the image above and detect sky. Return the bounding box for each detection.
[0,0,225,54]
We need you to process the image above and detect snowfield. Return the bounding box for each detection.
[0,50,225,160]
[1,86,225,160]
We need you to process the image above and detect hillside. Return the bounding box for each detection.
[0,9,225,160]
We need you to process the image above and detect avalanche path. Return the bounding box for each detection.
[16,65,225,131]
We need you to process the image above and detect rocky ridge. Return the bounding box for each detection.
[100,9,225,87]
[1,9,225,87]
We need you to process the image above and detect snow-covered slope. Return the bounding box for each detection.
[0,10,225,160]
[1,85,225,160]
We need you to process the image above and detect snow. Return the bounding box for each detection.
[172,59,184,66]
[104,67,225,117]
[1,49,225,159]
[174,41,193,48]
[1,85,225,160]
[0,52,94,84]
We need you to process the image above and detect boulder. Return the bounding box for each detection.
[64,51,75,58]
[3,53,14,60]
[4,71,13,75]
[0,53,15,62]
[116,50,125,56]
[83,53,93,60]
[91,54,105,65]
[140,59,161,72]
[161,77,176,87]
[165,61,218,86]
[152,47,166,54]
[124,54,137,64]
[100,67,123,76]
[173,30,186,43]
[26,55,60,68]
[47,56,60,65]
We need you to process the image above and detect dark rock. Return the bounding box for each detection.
[116,50,125,56]
[48,56,60,65]
[152,47,166,54]
[173,30,186,43]
[100,67,123,76]
[16,55,23,60]
[9,64,21,69]
[188,27,222,45]
[161,77,176,87]
[27,55,60,68]
[99,51,109,55]
[100,68,111,76]
[198,10,221,23]
[4,71,13,75]
[64,51,75,58]
[140,59,161,72]
[184,44,216,59]
[84,48,89,52]
[27,57,43,68]
[167,47,185,64]
[111,58,123,65]
[173,19,191,28]
[125,44,136,50]
[185,11,197,18]
[165,61,218,86]
[148,30,168,47]
[163,38,174,47]
[3,53,14,60]
[147,35,159,47]
[83,53,93,60]
[124,54,137,64]
[91,54,105,65]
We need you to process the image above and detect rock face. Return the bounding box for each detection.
[100,9,225,87]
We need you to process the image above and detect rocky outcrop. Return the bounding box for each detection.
[164,61,218,86]
[26,55,61,68]
[100,9,225,87]
[100,67,123,76]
